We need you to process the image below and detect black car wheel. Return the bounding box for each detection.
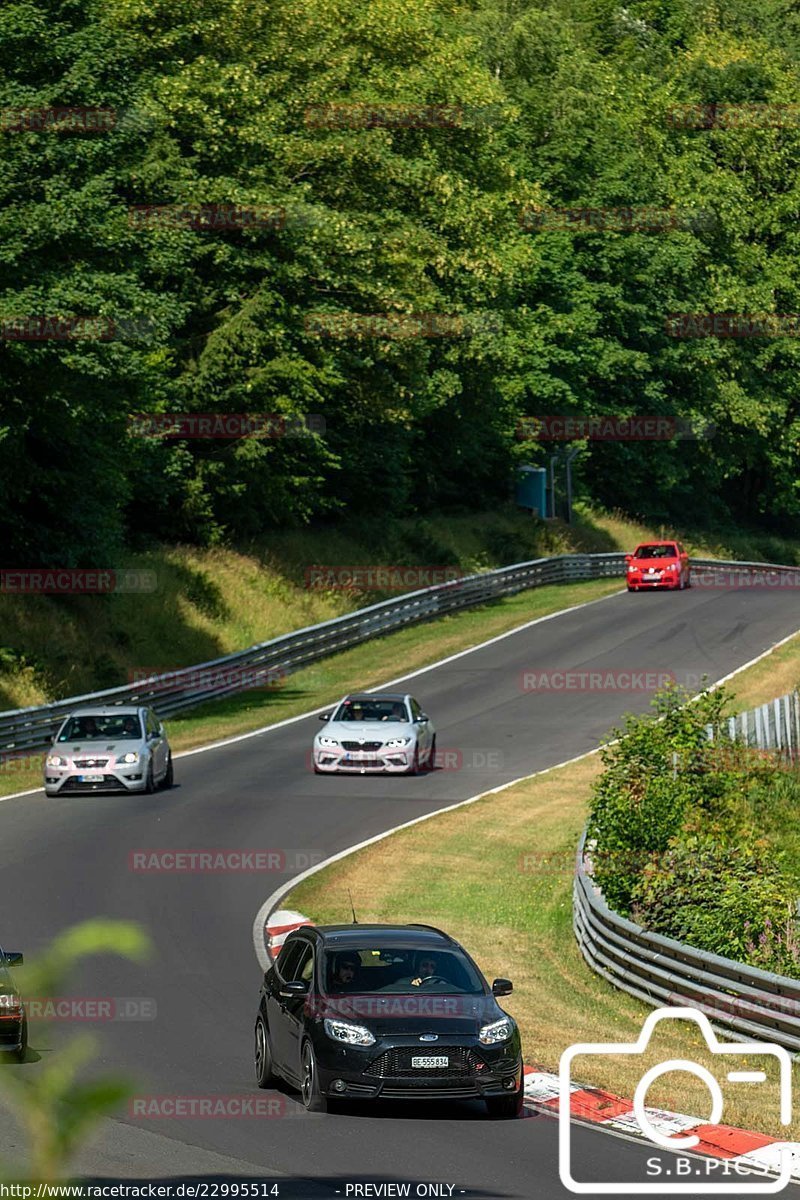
[486,1080,523,1119]
[406,747,420,776]
[143,761,155,794]
[4,1014,27,1064]
[254,1013,278,1088]
[300,1041,327,1112]
[163,753,174,789]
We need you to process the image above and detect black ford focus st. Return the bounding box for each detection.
[254,924,523,1117]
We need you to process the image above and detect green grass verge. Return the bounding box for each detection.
[0,577,621,797]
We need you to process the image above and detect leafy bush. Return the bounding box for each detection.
[630,833,799,976]
[587,683,736,911]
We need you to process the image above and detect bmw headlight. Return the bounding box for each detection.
[323,1018,375,1046]
[116,752,140,764]
[384,737,410,748]
[46,754,68,768]
[479,1017,514,1045]
[318,737,339,748]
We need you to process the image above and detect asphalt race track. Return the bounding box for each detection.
[1,582,800,1198]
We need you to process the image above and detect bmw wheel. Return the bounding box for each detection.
[254,1012,277,1088]
[427,735,437,769]
[300,1041,327,1112]
[406,746,421,776]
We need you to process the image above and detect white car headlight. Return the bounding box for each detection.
[318,737,339,748]
[323,1018,375,1046]
[116,752,140,764]
[384,737,411,748]
[46,755,68,768]
[479,1017,514,1045]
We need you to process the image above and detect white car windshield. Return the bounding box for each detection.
[333,699,408,722]
[58,715,142,741]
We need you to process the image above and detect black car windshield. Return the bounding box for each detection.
[333,699,408,723]
[323,946,484,994]
[58,714,142,741]
[634,544,677,559]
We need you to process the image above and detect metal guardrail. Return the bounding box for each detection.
[706,690,800,760]
[3,551,799,761]
[0,551,627,757]
[574,833,800,1051]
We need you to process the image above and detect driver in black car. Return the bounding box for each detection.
[411,952,443,987]
[329,953,362,990]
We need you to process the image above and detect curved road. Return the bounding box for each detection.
[1,583,798,1197]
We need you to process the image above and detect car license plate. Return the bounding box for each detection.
[79,774,104,783]
[645,571,660,578]
[411,1055,449,1068]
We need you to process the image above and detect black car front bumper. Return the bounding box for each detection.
[313,1038,522,1101]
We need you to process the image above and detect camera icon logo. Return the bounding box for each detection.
[559,1007,797,1194]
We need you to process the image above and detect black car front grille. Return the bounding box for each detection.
[341,741,383,752]
[365,1046,482,1079]
[60,775,127,792]
[73,759,109,768]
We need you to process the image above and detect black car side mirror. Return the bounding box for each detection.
[3,952,23,967]
[318,713,330,722]
[280,979,310,997]
[491,978,512,996]
[416,714,429,723]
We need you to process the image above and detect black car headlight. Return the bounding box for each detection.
[323,1018,376,1046]
[479,1017,514,1045]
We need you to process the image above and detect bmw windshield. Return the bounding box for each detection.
[332,699,409,722]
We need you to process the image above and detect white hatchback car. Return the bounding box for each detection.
[44,706,173,795]
[313,692,436,775]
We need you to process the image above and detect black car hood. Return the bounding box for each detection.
[311,992,504,1037]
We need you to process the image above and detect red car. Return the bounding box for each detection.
[626,540,690,591]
